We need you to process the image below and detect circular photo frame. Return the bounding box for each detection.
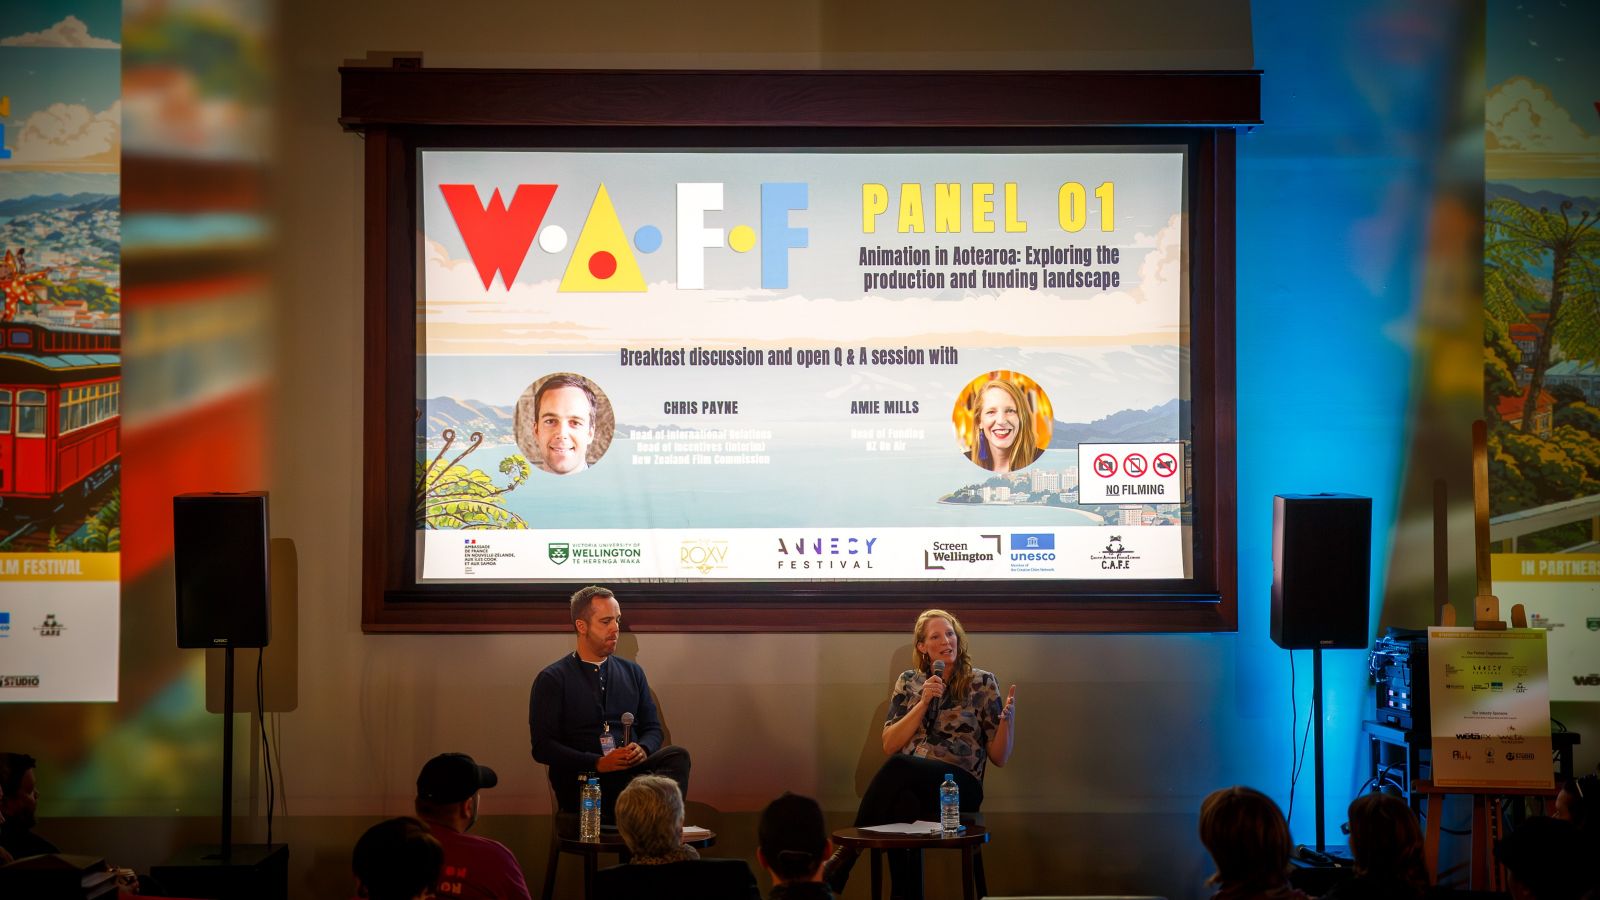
[513,373,616,475]
[951,371,1054,474]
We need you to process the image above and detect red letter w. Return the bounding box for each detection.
[439,184,557,290]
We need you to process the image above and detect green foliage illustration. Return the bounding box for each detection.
[1484,196,1600,549]
[60,489,121,552]
[1486,198,1600,432]
[415,429,530,530]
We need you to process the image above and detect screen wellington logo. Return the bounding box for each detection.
[440,182,810,292]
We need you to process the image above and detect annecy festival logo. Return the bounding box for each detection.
[34,614,64,637]
[441,182,810,292]
[923,535,1001,571]
[549,543,571,565]
[680,539,730,576]
[775,536,878,571]
[1089,535,1140,570]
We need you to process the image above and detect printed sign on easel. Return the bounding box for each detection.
[1428,627,1553,789]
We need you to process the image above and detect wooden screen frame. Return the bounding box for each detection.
[341,66,1256,633]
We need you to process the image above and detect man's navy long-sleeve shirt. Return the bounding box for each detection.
[528,652,664,782]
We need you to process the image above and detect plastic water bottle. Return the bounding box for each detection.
[939,773,960,834]
[580,777,602,841]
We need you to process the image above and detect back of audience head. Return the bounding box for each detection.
[0,752,39,830]
[353,816,443,900]
[1496,815,1588,900]
[1346,791,1428,893]
[615,775,685,860]
[757,792,831,884]
[1554,774,1593,830]
[1198,786,1293,893]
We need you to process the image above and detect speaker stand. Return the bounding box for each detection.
[220,645,235,858]
[1312,645,1326,853]
[159,646,290,899]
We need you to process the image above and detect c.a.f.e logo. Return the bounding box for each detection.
[441,182,809,293]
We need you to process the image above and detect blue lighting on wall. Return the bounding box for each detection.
[1232,0,1470,845]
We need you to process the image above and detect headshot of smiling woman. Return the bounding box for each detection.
[953,373,1052,474]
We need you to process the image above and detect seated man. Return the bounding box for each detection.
[528,586,690,821]
[413,753,532,900]
[0,753,59,861]
[757,793,835,900]
[595,776,758,900]
[353,816,443,900]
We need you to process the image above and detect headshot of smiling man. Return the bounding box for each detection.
[513,373,615,475]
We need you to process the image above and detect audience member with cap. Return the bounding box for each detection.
[758,792,834,900]
[595,775,759,900]
[353,816,443,900]
[1495,815,1592,900]
[414,753,533,900]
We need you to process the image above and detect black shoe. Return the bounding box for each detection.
[823,846,857,892]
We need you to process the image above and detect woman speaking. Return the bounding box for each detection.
[826,609,1016,896]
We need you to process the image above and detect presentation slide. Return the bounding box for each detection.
[415,148,1192,583]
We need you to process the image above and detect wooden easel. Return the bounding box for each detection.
[1437,421,1527,629]
[1419,421,1547,890]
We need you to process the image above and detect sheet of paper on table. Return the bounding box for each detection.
[858,821,945,834]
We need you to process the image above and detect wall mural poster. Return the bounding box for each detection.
[0,2,122,701]
[1484,1,1600,696]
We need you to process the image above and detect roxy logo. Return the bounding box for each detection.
[680,540,730,575]
[442,182,809,292]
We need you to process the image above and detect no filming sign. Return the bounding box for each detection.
[1078,442,1183,504]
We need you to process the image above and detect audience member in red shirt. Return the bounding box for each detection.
[414,753,533,900]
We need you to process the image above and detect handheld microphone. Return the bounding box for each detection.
[621,711,635,746]
[925,660,945,728]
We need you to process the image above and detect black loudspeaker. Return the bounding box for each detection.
[175,493,271,648]
[1271,493,1371,649]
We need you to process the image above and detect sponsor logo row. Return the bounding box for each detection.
[0,612,68,690]
[1448,748,1539,763]
[457,532,1152,576]
[0,612,66,638]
